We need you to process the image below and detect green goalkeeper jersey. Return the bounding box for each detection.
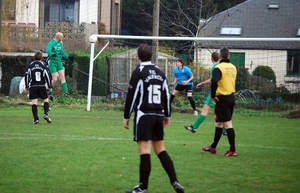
[46,39,69,62]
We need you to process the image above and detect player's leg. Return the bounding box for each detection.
[186,89,197,114]
[29,87,39,124]
[41,88,51,123]
[152,120,184,193]
[170,89,179,103]
[58,69,69,96]
[31,98,39,124]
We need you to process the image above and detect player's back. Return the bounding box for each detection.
[136,63,169,113]
[26,61,48,86]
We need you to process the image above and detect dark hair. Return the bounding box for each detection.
[220,47,230,59]
[34,50,43,61]
[137,44,152,62]
[177,59,184,65]
[211,52,220,62]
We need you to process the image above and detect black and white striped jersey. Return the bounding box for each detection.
[124,61,171,119]
[25,61,52,89]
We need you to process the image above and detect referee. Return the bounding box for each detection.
[202,47,238,156]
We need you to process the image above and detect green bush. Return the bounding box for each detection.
[252,65,276,83]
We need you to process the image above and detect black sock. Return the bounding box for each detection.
[170,95,175,103]
[158,151,178,184]
[187,96,196,110]
[226,128,236,152]
[211,127,223,148]
[139,154,151,190]
[43,102,49,115]
[32,104,38,120]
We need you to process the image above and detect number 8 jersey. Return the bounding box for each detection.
[124,61,171,120]
[25,61,52,89]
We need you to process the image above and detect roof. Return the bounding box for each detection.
[199,0,300,49]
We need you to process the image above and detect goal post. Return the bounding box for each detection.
[87,34,300,111]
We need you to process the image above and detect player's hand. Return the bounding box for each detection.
[182,81,188,85]
[196,83,202,88]
[211,97,219,104]
[123,119,129,129]
[163,117,170,127]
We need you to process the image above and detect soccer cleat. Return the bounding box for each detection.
[49,95,54,101]
[125,185,148,193]
[202,146,216,154]
[33,120,39,124]
[43,114,52,123]
[223,151,237,157]
[193,110,198,116]
[184,125,196,133]
[172,181,185,193]
[64,93,69,97]
[222,132,227,136]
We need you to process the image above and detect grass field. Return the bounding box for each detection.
[0,104,299,193]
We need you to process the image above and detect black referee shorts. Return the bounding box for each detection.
[214,94,235,122]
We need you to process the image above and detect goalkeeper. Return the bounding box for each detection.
[46,32,73,97]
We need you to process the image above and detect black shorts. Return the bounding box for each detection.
[175,84,193,93]
[133,110,164,141]
[29,86,48,100]
[214,94,235,122]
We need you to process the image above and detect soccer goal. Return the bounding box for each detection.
[86,34,300,111]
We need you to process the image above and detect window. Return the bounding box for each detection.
[287,51,300,75]
[268,3,279,9]
[220,27,242,36]
[2,0,16,21]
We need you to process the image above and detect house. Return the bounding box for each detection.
[2,0,121,34]
[197,0,300,93]
[1,0,122,52]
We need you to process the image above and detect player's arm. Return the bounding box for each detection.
[123,70,139,128]
[46,40,56,57]
[169,77,177,86]
[196,78,211,88]
[163,79,171,128]
[211,68,222,103]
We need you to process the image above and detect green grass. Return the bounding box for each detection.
[0,104,299,193]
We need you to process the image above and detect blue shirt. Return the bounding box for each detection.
[174,66,193,86]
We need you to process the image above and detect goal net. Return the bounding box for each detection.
[86,35,300,112]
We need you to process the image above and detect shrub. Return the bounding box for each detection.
[252,65,276,83]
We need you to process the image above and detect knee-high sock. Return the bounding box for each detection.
[193,114,206,129]
[170,94,175,103]
[43,102,49,115]
[61,82,68,94]
[139,154,151,190]
[226,128,236,152]
[158,151,178,184]
[187,96,196,111]
[211,127,223,148]
[32,104,38,120]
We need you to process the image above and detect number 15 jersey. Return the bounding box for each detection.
[124,61,171,120]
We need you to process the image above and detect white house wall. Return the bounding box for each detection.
[15,0,39,26]
[198,49,287,88]
[79,0,98,24]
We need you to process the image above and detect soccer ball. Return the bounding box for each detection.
[89,35,98,43]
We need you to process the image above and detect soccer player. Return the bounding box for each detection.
[123,44,184,193]
[46,32,73,97]
[169,59,198,115]
[184,52,227,135]
[202,47,238,156]
[25,51,52,124]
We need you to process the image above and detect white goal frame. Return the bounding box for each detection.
[87,34,300,111]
